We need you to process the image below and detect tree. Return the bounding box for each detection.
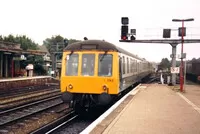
[43,35,81,61]
[43,35,80,53]
[0,34,39,50]
[159,58,171,70]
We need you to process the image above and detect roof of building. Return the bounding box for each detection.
[38,45,50,55]
[0,41,47,56]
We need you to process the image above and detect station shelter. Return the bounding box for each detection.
[0,41,47,78]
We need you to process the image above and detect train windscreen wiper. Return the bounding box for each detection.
[100,51,108,61]
[69,51,74,56]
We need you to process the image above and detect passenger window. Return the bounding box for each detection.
[81,54,95,76]
[65,54,79,76]
[98,54,113,77]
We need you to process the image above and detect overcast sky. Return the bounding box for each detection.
[1,0,200,62]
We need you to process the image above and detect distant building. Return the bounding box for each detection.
[0,41,46,78]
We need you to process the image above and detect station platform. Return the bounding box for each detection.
[82,83,200,134]
[0,76,52,82]
[0,76,59,90]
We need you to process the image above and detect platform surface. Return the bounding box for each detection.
[100,84,200,134]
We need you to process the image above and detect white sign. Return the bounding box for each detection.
[178,53,186,59]
[46,63,50,66]
[170,67,180,74]
[51,71,55,74]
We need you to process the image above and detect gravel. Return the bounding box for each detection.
[4,104,69,134]
[53,119,92,134]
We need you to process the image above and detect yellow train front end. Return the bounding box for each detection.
[60,50,119,108]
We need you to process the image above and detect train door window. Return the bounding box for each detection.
[65,54,79,76]
[119,56,122,82]
[120,56,123,75]
[133,60,134,72]
[138,62,140,73]
[132,59,134,73]
[98,54,113,77]
[134,60,137,72]
[81,54,95,76]
[130,59,132,73]
[131,59,133,73]
[122,56,125,74]
[127,58,129,73]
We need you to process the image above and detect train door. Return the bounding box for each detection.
[119,55,123,90]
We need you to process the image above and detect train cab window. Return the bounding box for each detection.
[98,54,113,77]
[81,54,95,76]
[65,54,79,76]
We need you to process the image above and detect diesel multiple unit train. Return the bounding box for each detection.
[60,40,154,111]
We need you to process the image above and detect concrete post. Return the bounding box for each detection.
[170,43,178,85]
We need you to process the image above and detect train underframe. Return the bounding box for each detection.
[61,91,115,113]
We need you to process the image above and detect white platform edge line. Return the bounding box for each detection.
[177,92,200,114]
[0,76,53,82]
[80,84,141,134]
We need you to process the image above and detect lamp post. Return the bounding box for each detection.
[172,18,194,92]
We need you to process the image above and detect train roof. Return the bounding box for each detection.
[64,40,145,61]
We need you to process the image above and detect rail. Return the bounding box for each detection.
[0,96,62,127]
[30,110,78,134]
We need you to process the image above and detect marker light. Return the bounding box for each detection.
[68,84,73,89]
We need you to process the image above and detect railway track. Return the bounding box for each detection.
[0,84,58,98]
[0,89,61,111]
[31,110,78,134]
[37,85,139,134]
[0,95,63,129]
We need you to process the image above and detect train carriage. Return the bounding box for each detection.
[60,40,153,111]
[186,61,200,83]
